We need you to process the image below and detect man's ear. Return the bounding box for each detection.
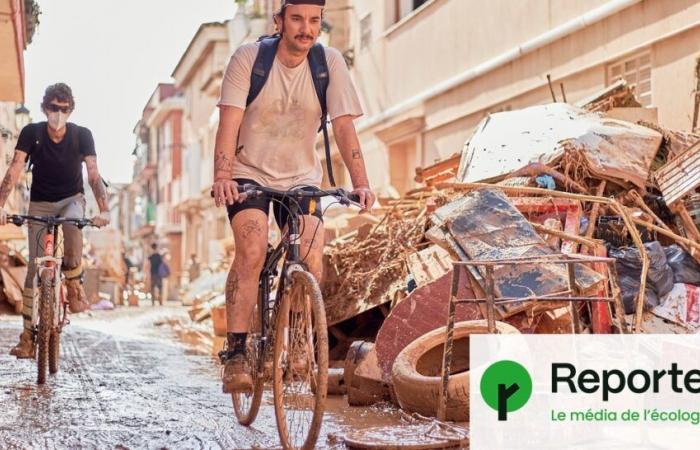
[273,14,283,33]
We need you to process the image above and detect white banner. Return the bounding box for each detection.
[470,334,700,449]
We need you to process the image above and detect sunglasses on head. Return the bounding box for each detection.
[46,103,71,114]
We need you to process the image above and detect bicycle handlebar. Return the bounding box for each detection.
[210,184,362,208]
[8,214,94,229]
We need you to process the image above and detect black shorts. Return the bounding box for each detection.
[226,178,323,230]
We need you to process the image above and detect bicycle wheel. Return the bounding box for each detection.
[232,303,264,425]
[37,270,55,384]
[272,269,328,450]
[49,329,60,374]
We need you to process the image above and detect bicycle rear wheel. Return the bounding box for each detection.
[232,304,264,425]
[37,270,55,384]
[272,269,328,450]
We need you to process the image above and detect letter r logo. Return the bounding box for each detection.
[481,360,532,421]
[498,383,521,421]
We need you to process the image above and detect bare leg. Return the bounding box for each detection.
[226,209,269,333]
[298,214,325,284]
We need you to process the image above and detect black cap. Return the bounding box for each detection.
[282,0,325,6]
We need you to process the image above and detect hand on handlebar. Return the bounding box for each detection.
[91,211,111,228]
[350,186,376,212]
[212,179,241,207]
[0,207,6,226]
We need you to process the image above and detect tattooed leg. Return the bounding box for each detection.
[227,209,268,333]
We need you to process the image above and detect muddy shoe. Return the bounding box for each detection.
[221,353,253,394]
[66,278,89,313]
[9,330,35,359]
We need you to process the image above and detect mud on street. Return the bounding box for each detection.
[0,306,402,450]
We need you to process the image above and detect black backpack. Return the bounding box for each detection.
[246,35,336,186]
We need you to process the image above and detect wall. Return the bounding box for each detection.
[341,0,700,195]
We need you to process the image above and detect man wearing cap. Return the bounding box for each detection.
[212,0,375,392]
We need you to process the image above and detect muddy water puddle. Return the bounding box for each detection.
[0,306,421,449]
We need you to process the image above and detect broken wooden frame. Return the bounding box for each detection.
[435,253,628,422]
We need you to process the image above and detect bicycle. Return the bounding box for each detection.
[8,214,93,384]
[214,184,360,450]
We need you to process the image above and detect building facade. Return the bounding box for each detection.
[0,0,38,240]
[321,0,700,195]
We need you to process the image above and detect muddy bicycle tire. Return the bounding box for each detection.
[272,269,328,450]
[232,304,264,425]
[49,328,60,374]
[37,270,55,384]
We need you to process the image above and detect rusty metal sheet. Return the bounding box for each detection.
[433,189,603,304]
[655,140,700,206]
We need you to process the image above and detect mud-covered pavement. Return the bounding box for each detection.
[0,305,401,449]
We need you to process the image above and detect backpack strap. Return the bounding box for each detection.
[307,43,334,186]
[246,37,280,107]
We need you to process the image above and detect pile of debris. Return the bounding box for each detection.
[323,81,700,422]
[0,241,27,314]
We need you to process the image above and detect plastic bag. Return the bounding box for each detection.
[664,245,700,286]
[609,241,674,313]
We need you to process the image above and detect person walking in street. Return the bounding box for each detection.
[0,83,111,358]
[188,253,201,282]
[212,0,375,393]
[146,243,168,306]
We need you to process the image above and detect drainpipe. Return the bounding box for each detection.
[357,0,643,133]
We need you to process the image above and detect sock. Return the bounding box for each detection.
[227,332,247,356]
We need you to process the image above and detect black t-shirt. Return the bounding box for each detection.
[15,122,96,202]
[149,253,163,277]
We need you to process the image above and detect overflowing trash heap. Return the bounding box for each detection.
[321,81,700,424]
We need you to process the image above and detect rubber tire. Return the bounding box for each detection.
[391,320,520,422]
[273,270,328,450]
[49,329,60,374]
[37,270,55,385]
[232,304,264,425]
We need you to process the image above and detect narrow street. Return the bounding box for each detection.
[0,306,401,449]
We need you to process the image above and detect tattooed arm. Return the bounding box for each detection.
[0,151,27,211]
[84,156,110,227]
[213,105,245,207]
[0,151,27,224]
[331,115,375,210]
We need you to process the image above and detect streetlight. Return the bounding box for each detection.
[14,104,31,131]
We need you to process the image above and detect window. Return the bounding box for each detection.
[360,13,372,50]
[396,0,431,22]
[607,51,652,106]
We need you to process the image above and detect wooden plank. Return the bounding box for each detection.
[561,206,582,255]
[406,245,454,289]
[655,140,700,205]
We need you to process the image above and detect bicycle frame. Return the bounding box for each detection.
[30,222,67,333]
[252,197,309,375]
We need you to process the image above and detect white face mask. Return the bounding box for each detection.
[47,111,69,131]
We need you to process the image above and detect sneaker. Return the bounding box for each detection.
[9,330,35,359]
[221,353,253,393]
[65,278,89,313]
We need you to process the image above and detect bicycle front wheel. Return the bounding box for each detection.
[272,269,328,450]
[37,270,55,384]
[49,329,60,374]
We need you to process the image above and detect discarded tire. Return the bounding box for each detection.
[391,320,519,422]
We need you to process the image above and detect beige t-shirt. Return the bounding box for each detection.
[218,42,363,190]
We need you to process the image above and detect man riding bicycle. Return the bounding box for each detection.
[0,83,111,358]
[212,0,375,393]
